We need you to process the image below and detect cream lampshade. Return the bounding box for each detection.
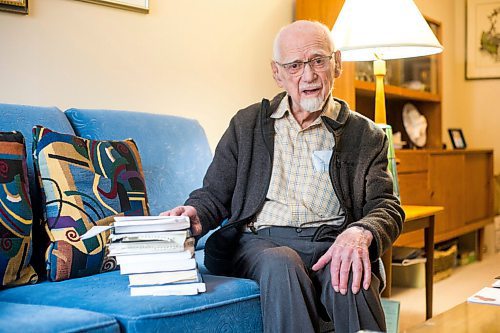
[331,0,443,124]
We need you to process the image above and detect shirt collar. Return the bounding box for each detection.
[271,93,341,122]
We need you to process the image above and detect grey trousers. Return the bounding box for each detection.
[231,227,386,333]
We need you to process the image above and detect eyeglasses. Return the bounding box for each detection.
[275,54,334,76]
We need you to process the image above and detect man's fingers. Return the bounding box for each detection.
[329,250,341,292]
[312,251,330,271]
[159,206,201,235]
[338,255,352,295]
[351,254,363,294]
[190,221,202,236]
[362,252,372,290]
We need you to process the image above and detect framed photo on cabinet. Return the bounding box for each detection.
[448,128,467,149]
[0,0,28,14]
[466,0,500,79]
[75,0,149,13]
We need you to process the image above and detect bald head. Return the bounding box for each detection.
[273,20,335,62]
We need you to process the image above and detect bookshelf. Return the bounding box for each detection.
[296,0,443,149]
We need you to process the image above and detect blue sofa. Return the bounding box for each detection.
[0,103,263,332]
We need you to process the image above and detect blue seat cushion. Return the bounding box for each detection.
[0,271,262,332]
[0,301,120,333]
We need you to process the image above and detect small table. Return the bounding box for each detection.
[381,205,444,320]
[405,302,500,332]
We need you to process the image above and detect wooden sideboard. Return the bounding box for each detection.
[394,149,494,257]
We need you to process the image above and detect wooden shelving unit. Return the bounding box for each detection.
[296,0,443,149]
[354,80,441,103]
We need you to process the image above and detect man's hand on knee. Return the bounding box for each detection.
[160,205,202,236]
[312,226,373,295]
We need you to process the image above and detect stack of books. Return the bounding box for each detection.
[107,216,206,297]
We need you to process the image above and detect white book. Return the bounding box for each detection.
[113,216,190,234]
[114,216,185,222]
[467,287,500,306]
[110,230,189,243]
[119,258,197,275]
[116,250,193,266]
[108,237,194,256]
[130,282,206,297]
[128,269,199,286]
[79,216,190,240]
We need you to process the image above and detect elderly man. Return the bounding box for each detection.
[163,20,404,333]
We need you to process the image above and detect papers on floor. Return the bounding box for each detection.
[391,246,427,266]
[83,215,205,297]
[467,287,500,306]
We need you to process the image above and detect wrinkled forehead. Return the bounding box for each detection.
[277,23,333,61]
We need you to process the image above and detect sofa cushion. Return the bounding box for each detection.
[0,301,120,333]
[32,126,150,281]
[65,109,212,215]
[0,104,75,198]
[0,132,38,287]
[0,103,76,275]
[0,270,263,333]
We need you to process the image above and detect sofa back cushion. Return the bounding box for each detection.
[0,131,38,287]
[65,109,212,215]
[32,126,149,281]
[0,103,76,275]
[0,103,76,201]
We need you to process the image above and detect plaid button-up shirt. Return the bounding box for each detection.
[254,94,346,229]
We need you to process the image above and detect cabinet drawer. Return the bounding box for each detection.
[396,153,428,173]
[399,172,431,205]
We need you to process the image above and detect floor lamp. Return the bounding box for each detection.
[331,0,443,198]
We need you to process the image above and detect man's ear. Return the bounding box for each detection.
[333,50,342,78]
[271,61,284,88]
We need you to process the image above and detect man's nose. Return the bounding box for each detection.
[302,62,316,81]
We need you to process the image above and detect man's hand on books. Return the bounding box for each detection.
[160,206,202,236]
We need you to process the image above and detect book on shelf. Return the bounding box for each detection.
[128,269,200,286]
[119,257,197,275]
[467,287,500,306]
[130,281,206,297]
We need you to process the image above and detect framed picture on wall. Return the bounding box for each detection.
[76,0,149,13]
[0,0,28,14]
[448,128,467,149]
[466,0,500,79]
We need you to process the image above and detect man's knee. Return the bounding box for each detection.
[256,246,304,275]
[317,263,381,296]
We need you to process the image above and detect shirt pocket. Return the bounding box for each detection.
[311,150,333,172]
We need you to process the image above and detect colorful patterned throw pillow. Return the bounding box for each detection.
[0,131,38,287]
[32,126,149,281]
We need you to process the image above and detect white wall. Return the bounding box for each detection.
[1,0,498,173]
[415,0,500,174]
[0,0,293,149]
